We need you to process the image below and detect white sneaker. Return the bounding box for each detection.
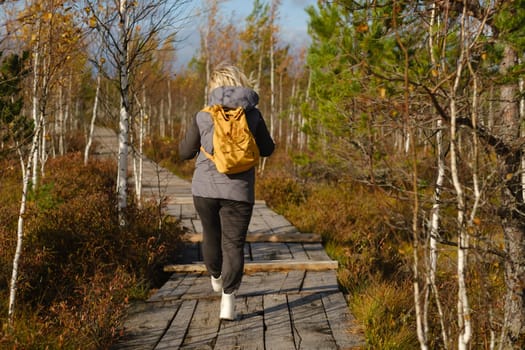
[220,291,236,321]
[211,275,223,293]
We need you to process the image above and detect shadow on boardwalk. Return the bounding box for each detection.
[92,126,365,349]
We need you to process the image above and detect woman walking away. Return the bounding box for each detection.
[178,64,275,321]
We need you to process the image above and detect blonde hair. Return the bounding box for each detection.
[208,64,252,91]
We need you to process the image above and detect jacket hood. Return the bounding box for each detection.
[208,86,259,111]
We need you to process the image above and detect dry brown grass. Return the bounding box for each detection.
[0,153,185,349]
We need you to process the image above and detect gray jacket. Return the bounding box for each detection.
[179,86,275,203]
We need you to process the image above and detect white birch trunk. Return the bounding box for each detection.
[287,80,297,151]
[132,91,145,204]
[451,7,471,349]
[167,79,173,138]
[84,73,101,165]
[160,97,165,138]
[8,116,44,323]
[63,72,72,154]
[117,0,130,227]
[40,112,47,177]
[300,69,312,151]
[31,21,40,188]
[427,4,448,347]
[58,84,65,156]
[269,25,275,139]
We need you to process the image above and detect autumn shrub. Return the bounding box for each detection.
[350,279,418,349]
[258,174,408,289]
[145,136,195,179]
[256,156,415,347]
[0,153,184,349]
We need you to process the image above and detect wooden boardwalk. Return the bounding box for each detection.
[93,127,365,349]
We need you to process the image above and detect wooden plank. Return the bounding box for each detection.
[113,300,180,349]
[240,260,333,273]
[155,299,198,350]
[263,294,296,350]
[148,273,187,302]
[287,243,310,260]
[322,292,366,349]
[178,218,194,232]
[164,204,181,219]
[262,213,297,235]
[245,244,252,261]
[182,232,322,243]
[180,204,197,219]
[174,242,201,265]
[301,271,340,294]
[192,219,203,235]
[149,273,202,301]
[280,270,306,294]
[214,296,265,350]
[303,243,332,261]
[248,215,272,235]
[250,242,290,261]
[288,293,338,349]
[180,299,221,349]
[237,271,288,297]
[164,260,338,273]
[181,274,219,300]
[168,197,194,205]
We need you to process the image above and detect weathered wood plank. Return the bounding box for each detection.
[301,270,340,294]
[148,273,187,302]
[174,242,201,264]
[191,219,203,235]
[248,215,272,235]
[263,293,296,350]
[167,197,194,205]
[237,271,288,297]
[287,243,310,260]
[180,204,197,219]
[154,299,198,350]
[180,299,220,349]
[149,273,202,302]
[164,260,338,273]
[214,296,265,350]
[288,293,338,349]
[178,218,194,232]
[263,214,298,235]
[322,292,366,349]
[113,300,179,350]
[303,243,332,261]
[181,274,219,300]
[251,242,291,261]
[279,270,306,294]
[164,204,181,219]
[183,232,322,243]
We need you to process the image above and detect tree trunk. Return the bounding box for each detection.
[427,4,448,346]
[84,73,101,165]
[117,0,130,227]
[8,116,44,323]
[499,44,525,350]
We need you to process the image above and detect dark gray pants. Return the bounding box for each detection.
[193,196,253,294]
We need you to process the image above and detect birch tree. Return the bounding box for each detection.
[84,0,190,225]
[426,3,448,347]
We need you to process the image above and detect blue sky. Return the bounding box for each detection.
[176,0,317,68]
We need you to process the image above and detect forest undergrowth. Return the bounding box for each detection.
[0,152,185,349]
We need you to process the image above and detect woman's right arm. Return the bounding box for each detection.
[178,114,200,160]
[254,113,275,157]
